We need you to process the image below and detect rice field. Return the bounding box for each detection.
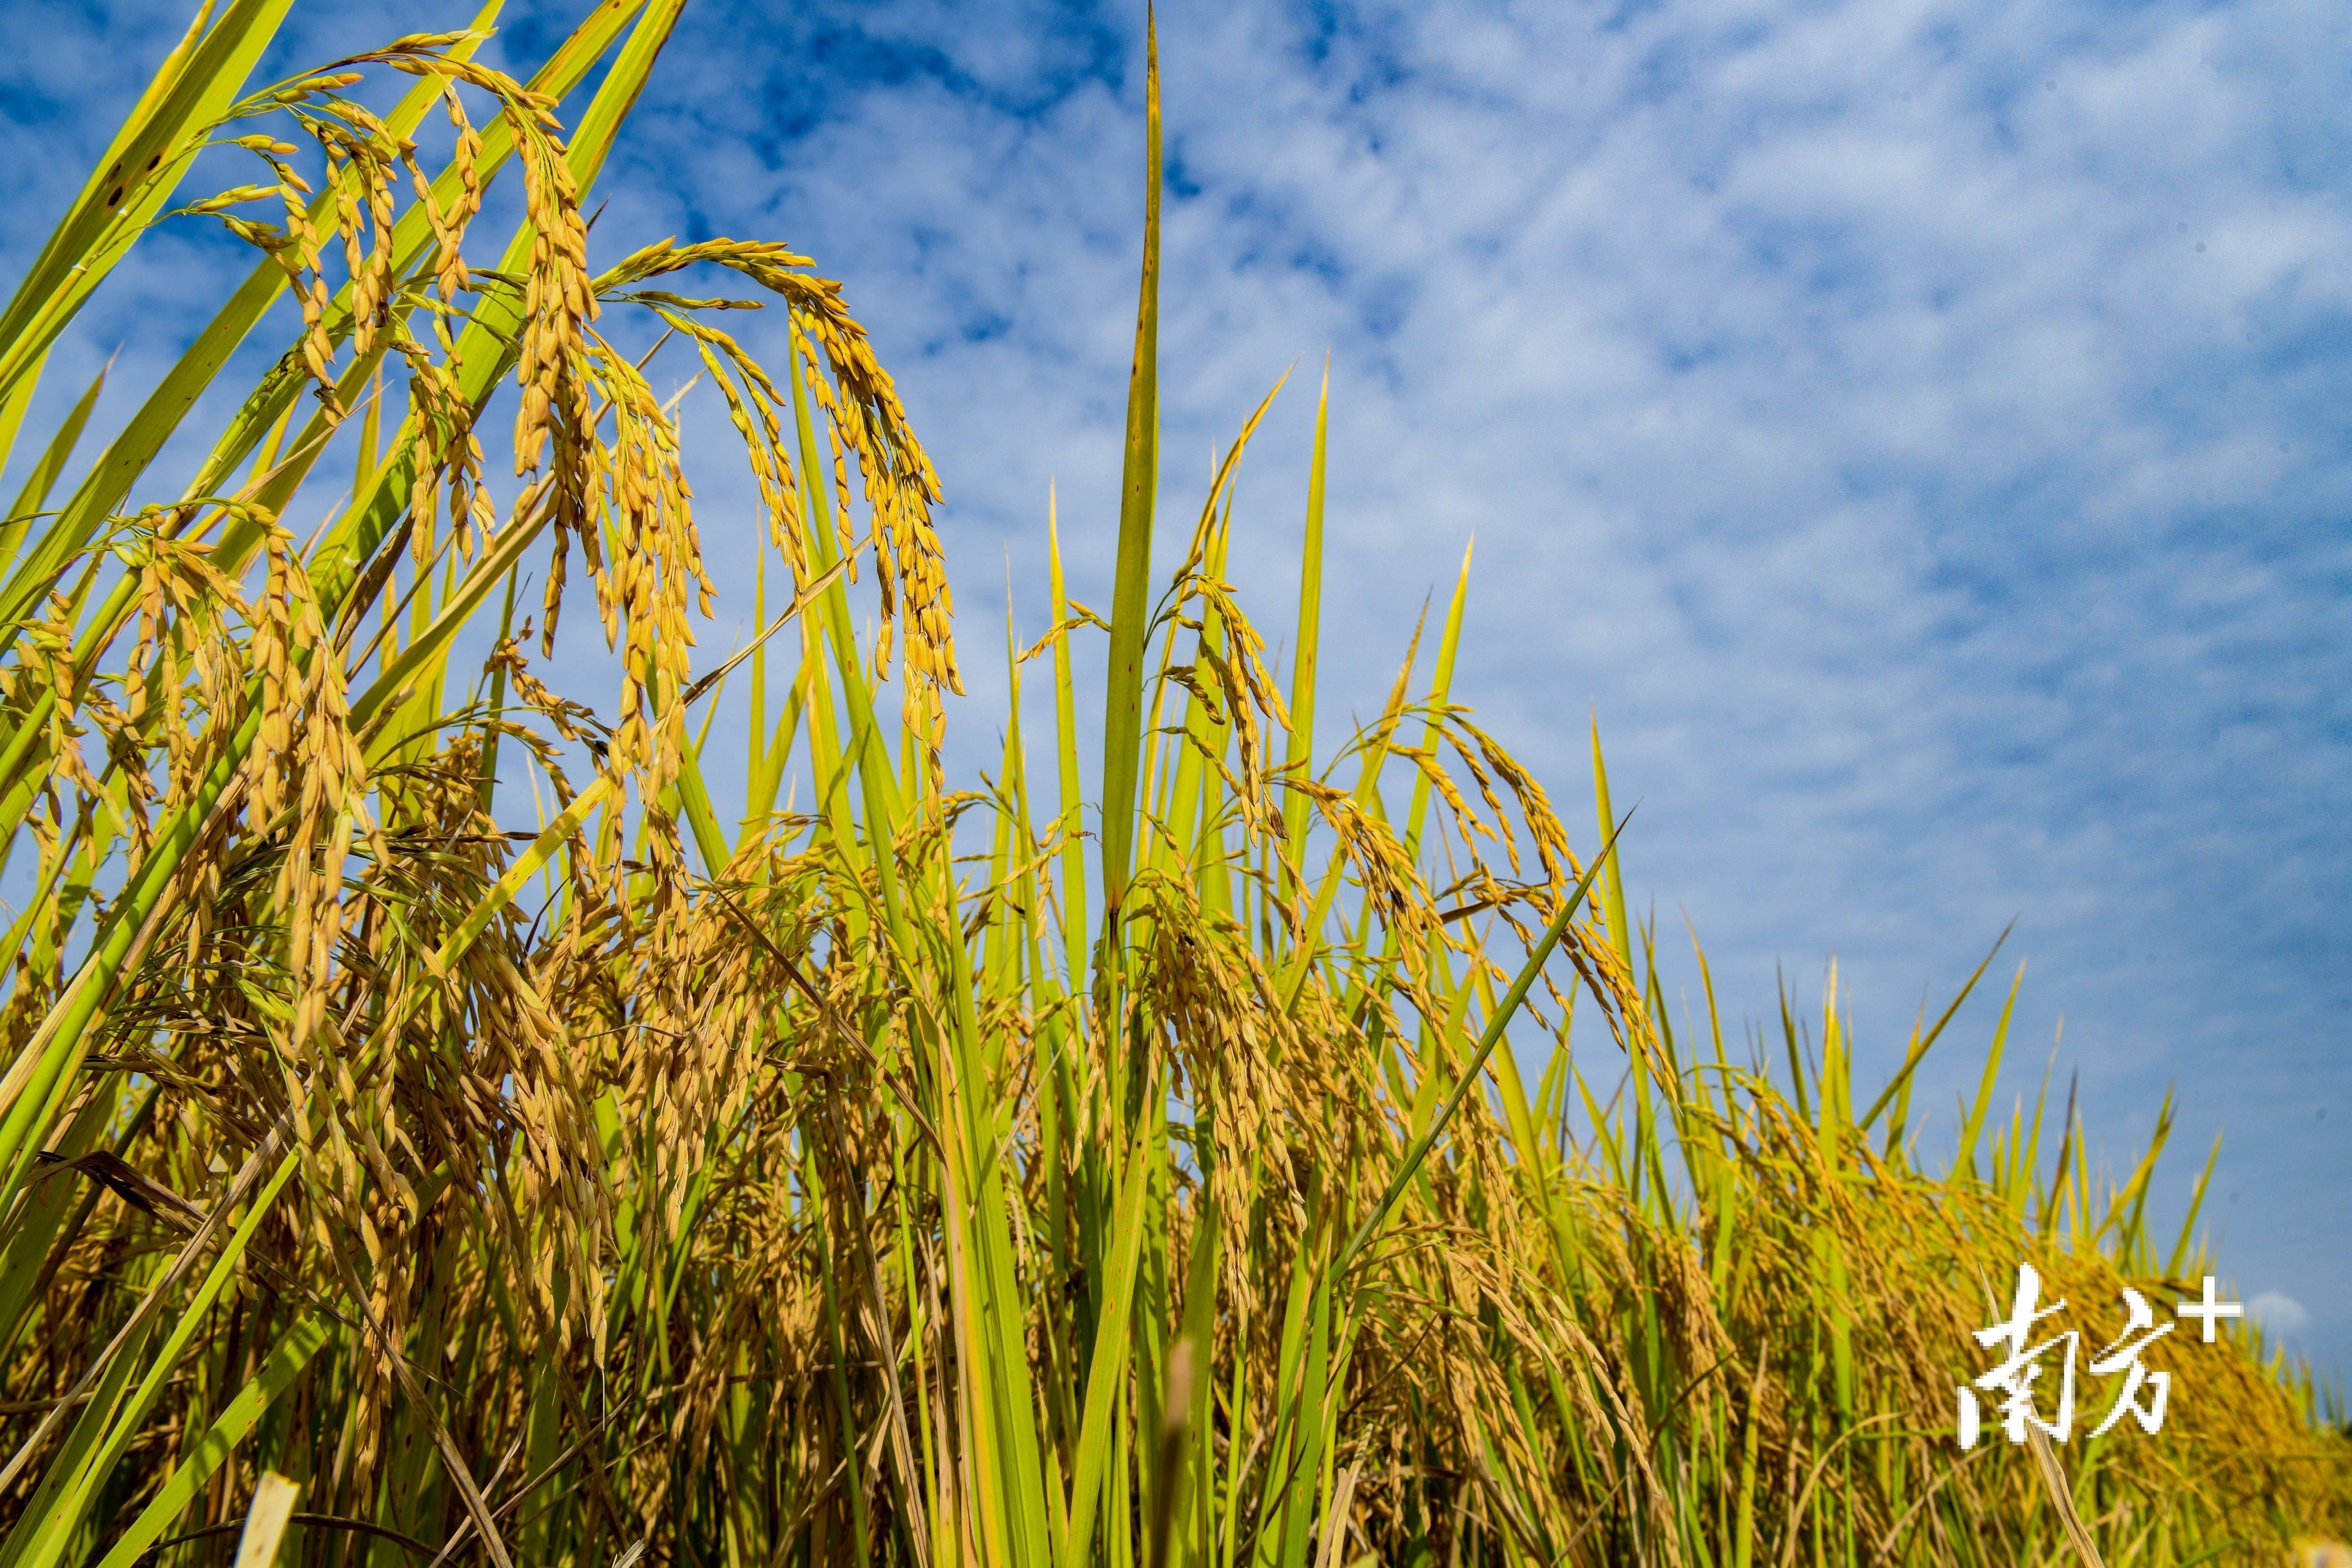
[0,4,2345,1567]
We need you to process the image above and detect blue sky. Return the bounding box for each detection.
[5,0,2349,1378]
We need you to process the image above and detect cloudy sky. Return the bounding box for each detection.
[6,0,2348,1376]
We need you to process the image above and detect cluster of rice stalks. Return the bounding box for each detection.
[0,4,2344,1567]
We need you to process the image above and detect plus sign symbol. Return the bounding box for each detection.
[2176,1275,2243,1342]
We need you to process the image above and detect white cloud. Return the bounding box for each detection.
[2250,1291,2311,1337]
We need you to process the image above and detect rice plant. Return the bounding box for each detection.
[0,4,2344,1567]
